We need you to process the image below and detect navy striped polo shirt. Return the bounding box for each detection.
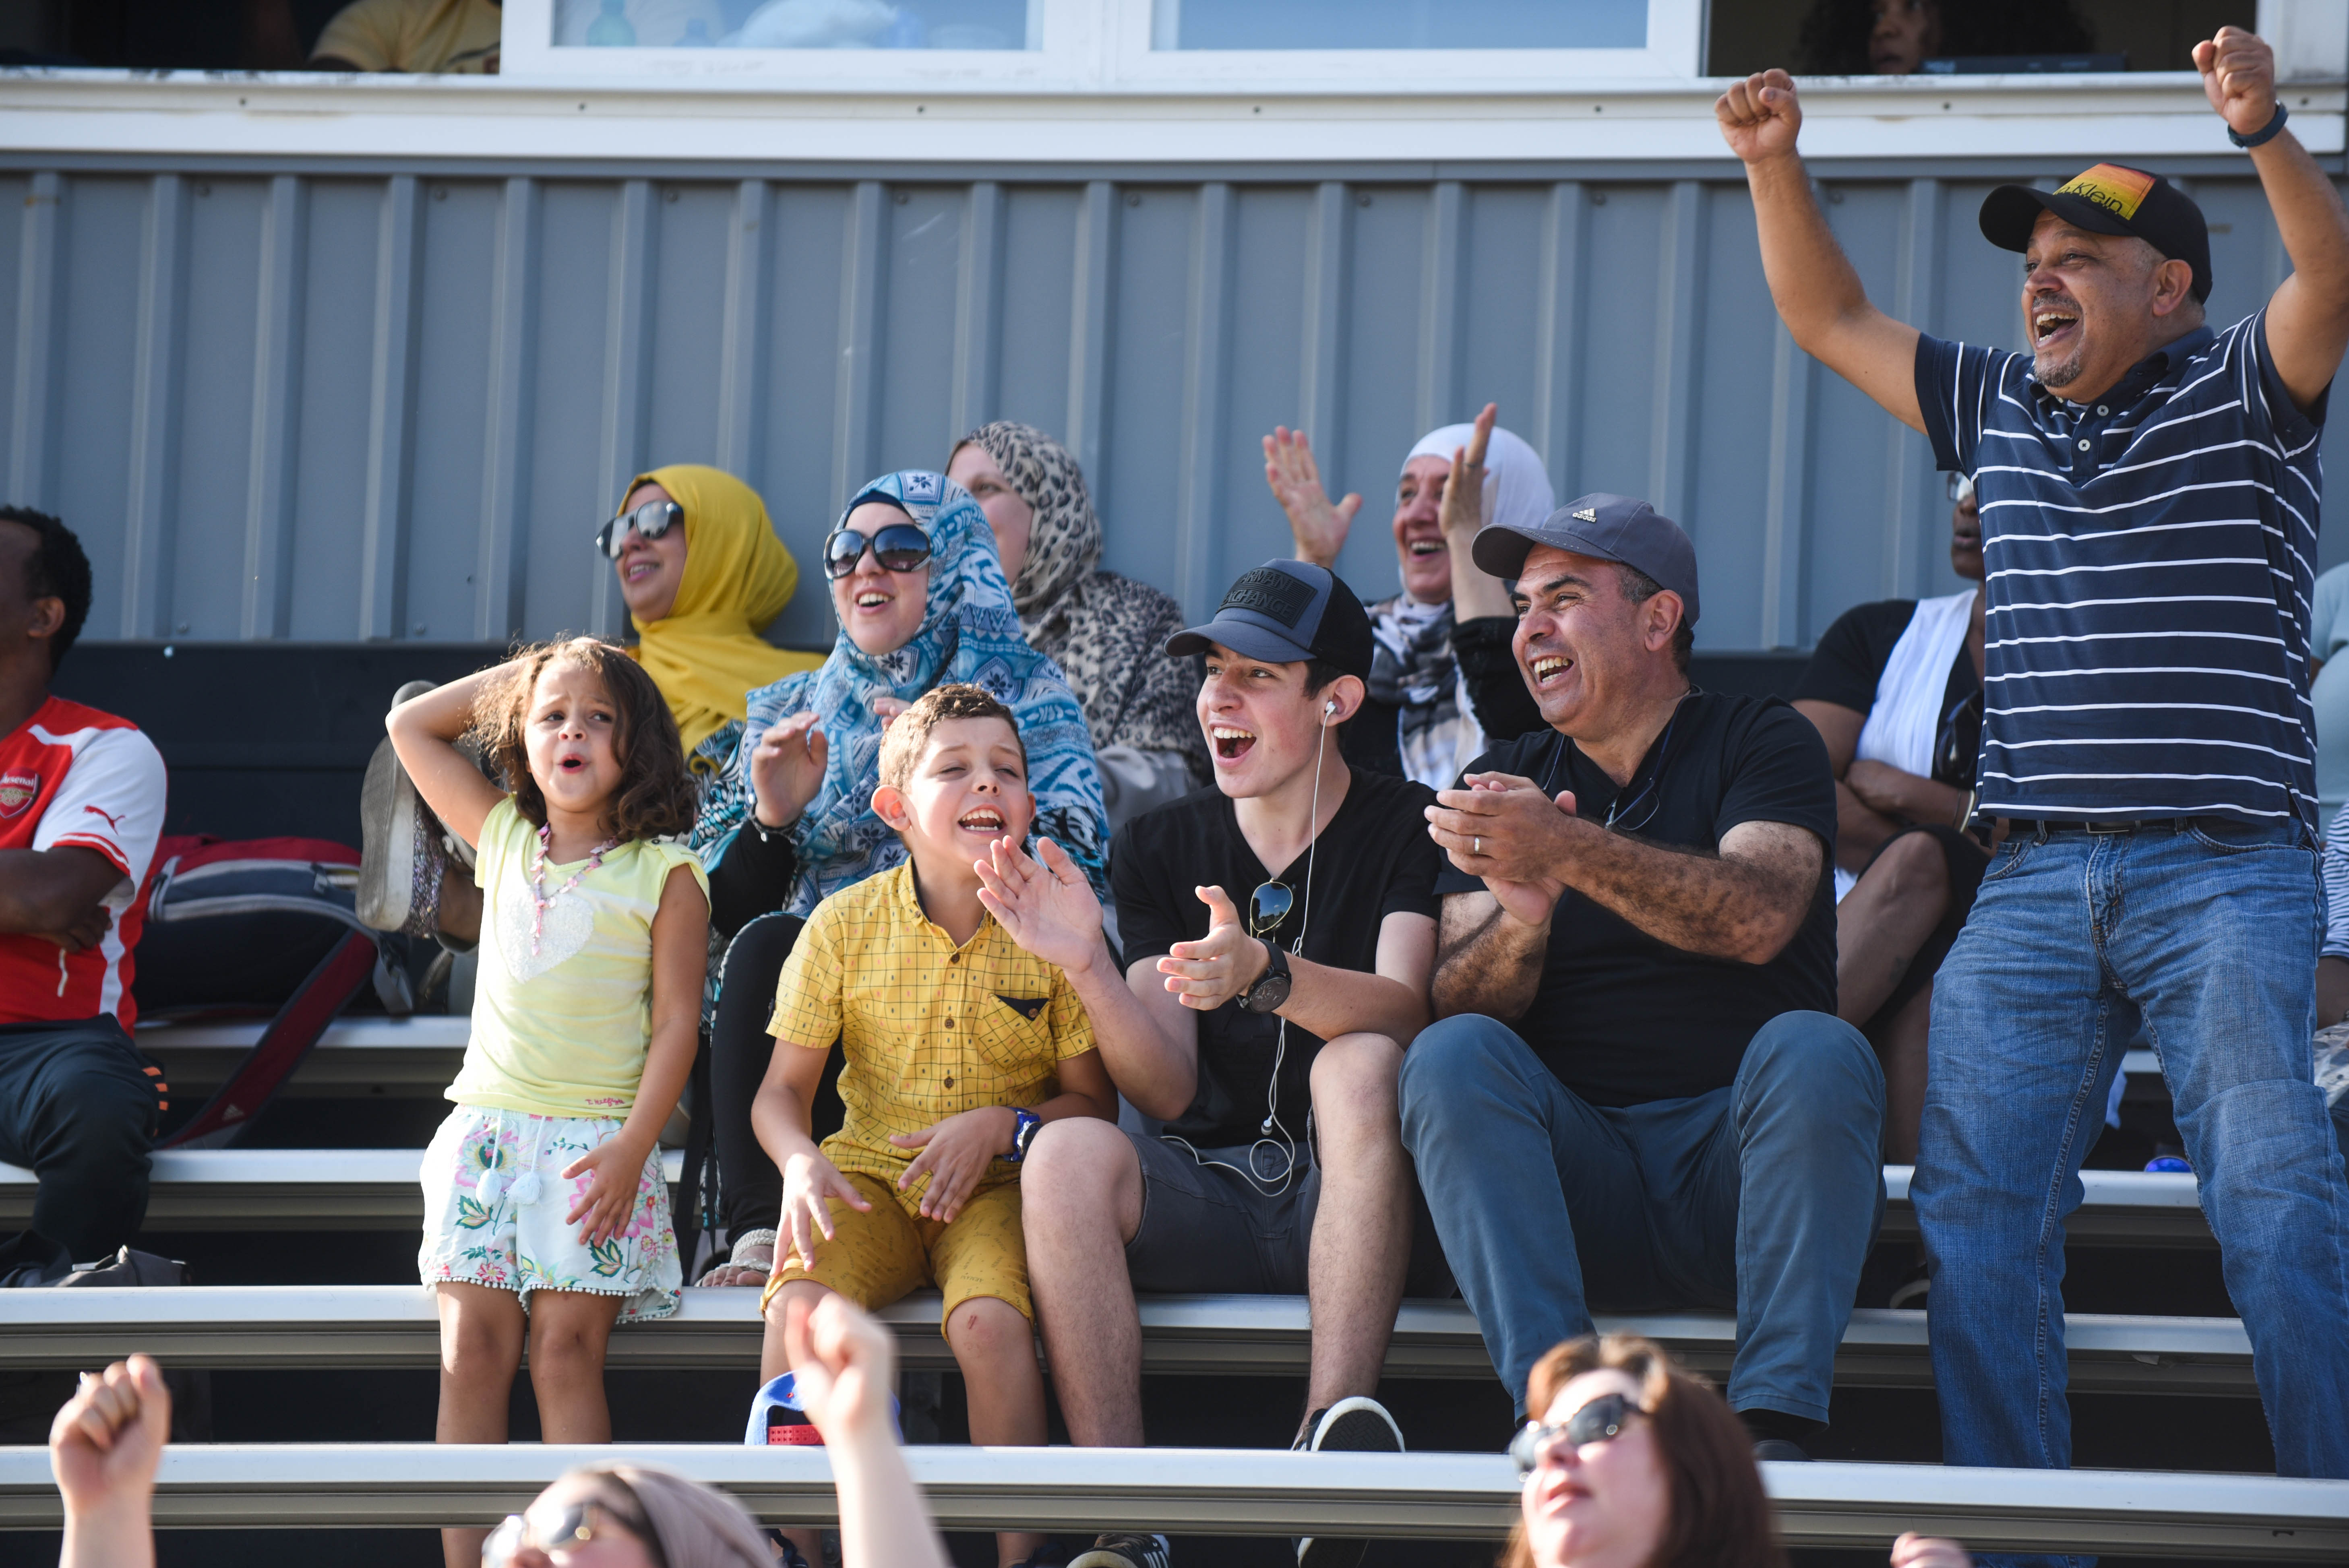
[1915,313,2326,825]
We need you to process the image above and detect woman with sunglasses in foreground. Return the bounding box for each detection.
[689,470,1108,1289]
[1789,471,1989,1177]
[1508,1334,1968,1568]
[49,1297,949,1568]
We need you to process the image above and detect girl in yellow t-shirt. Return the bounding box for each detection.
[387,637,709,1568]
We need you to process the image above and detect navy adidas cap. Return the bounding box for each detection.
[1165,560,1376,680]
[1472,492,1702,627]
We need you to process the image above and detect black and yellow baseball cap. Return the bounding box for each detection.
[1979,163,2212,303]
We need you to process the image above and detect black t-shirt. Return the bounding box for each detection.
[1794,598,1983,790]
[1113,768,1443,1148]
[1435,692,1838,1107]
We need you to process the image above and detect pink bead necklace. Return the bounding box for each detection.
[528,823,620,956]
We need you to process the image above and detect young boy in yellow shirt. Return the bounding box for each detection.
[754,683,1116,1568]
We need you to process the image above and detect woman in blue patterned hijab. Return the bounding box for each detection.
[691,469,1108,917]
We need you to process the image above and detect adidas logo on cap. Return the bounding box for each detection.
[1572,506,1596,522]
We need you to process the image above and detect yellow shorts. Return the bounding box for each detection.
[761,1171,1029,1327]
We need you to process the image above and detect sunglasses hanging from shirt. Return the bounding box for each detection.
[823,523,934,580]
[596,498,683,559]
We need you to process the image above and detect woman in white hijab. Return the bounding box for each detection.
[1265,402,1555,789]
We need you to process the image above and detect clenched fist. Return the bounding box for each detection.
[2195,27,2278,141]
[1716,69,1802,165]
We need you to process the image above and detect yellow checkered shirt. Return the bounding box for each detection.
[769,862,1095,1213]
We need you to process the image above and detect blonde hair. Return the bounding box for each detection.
[875,683,1026,793]
[470,637,698,841]
[1500,1335,1786,1568]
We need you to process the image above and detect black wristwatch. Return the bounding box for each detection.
[1236,938,1293,1014]
[1005,1107,1043,1163]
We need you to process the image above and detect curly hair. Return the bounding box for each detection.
[471,637,697,842]
[1501,1334,1786,1568]
[1793,0,2093,76]
[0,506,92,674]
[877,682,1027,792]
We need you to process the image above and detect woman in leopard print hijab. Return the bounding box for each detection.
[949,422,1207,829]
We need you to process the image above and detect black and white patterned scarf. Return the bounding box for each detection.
[953,422,1208,782]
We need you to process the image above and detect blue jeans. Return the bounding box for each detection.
[1919,820,2349,1548]
[1398,1010,1884,1421]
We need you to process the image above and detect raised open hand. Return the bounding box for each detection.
[975,835,1105,975]
[1439,403,1498,543]
[2195,27,2277,139]
[1263,425,1362,569]
[1715,69,1802,165]
[750,711,828,828]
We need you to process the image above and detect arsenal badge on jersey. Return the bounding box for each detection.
[0,769,39,818]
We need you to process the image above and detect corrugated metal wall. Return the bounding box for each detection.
[4,163,2341,655]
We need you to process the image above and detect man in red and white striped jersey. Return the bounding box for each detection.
[0,507,167,1262]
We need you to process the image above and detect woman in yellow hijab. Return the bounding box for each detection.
[611,464,823,779]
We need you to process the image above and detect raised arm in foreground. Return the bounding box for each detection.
[1717,70,1923,431]
[2201,28,2349,409]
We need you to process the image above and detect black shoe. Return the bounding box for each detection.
[1294,1397,1404,1568]
[1752,1437,1811,1463]
[1069,1534,1169,1568]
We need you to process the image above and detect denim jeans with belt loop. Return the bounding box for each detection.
[1917,816,2349,1568]
[1398,1008,1885,1421]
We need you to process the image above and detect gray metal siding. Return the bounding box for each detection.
[5,163,2341,657]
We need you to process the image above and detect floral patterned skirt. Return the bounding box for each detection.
[418,1104,680,1323]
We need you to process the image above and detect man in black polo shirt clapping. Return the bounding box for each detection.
[1404,495,1885,1460]
[1721,25,2349,1505]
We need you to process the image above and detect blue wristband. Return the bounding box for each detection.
[2229,100,2288,149]
[1005,1107,1042,1163]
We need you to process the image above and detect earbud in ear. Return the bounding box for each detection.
[1325,699,1339,715]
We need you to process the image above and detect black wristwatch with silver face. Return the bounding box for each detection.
[1236,938,1293,1014]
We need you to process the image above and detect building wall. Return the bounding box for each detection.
[4,159,2341,657]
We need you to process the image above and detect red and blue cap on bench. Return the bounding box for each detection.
[1164,559,1376,680]
[745,1370,901,1446]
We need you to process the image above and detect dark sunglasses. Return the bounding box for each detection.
[1509,1392,1645,1476]
[482,1497,663,1567]
[1946,471,1976,506]
[596,498,683,560]
[823,523,933,580]
[1249,880,1294,939]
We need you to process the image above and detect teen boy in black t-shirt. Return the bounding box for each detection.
[973,561,1442,1568]
[1402,494,1884,1463]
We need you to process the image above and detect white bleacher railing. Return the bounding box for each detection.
[0,1444,2342,1558]
[0,1286,2258,1396]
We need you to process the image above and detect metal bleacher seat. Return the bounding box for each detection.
[0,1285,2259,1397]
[0,1150,2217,1244]
[135,1014,469,1097]
[0,1442,2341,1558]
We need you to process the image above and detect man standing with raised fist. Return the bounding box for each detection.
[1720,25,2349,1510]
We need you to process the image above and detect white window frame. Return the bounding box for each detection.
[497,0,1701,88]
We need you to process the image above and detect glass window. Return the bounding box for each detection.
[553,0,1038,50]
[1152,0,1646,51]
